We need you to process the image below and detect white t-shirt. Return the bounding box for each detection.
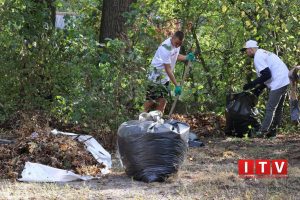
[148,38,180,84]
[254,49,290,90]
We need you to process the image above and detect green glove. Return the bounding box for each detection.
[174,86,182,96]
[185,52,195,61]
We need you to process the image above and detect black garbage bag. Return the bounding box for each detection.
[117,119,189,183]
[225,91,260,137]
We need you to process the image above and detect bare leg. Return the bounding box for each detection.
[144,100,155,112]
[154,98,167,114]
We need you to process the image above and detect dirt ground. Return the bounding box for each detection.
[0,133,299,200]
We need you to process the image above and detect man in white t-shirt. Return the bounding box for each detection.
[241,40,290,138]
[144,31,195,114]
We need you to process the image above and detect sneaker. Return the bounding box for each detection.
[266,130,277,138]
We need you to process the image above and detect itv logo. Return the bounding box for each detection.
[238,159,288,177]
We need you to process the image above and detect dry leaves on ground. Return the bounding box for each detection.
[171,113,226,137]
[0,133,105,179]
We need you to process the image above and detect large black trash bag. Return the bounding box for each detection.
[225,91,260,137]
[117,119,189,183]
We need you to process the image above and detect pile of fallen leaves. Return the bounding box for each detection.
[171,112,226,137]
[0,110,52,140]
[0,133,105,179]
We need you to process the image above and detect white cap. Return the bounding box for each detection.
[241,40,259,51]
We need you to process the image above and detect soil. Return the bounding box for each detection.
[0,112,299,199]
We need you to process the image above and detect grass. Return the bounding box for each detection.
[0,134,299,200]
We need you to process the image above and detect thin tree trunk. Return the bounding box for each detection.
[192,30,213,93]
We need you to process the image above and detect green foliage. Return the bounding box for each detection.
[0,0,147,131]
[69,38,147,130]
[0,0,299,133]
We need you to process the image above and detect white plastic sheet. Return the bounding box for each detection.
[138,110,164,123]
[19,162,94,182]
[18,130,112,182]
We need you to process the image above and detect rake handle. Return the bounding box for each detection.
[168,61,192,117]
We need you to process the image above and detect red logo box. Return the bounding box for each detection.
[238,159,288,178]
[238,160,255,176]
[255,160,271,176]
[272,160,288,176]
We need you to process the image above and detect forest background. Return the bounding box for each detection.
[0,0,299,143]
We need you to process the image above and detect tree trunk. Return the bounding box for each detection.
[33,0,56,27]
[46,0,56,27]
[99,0,135,43]
[192,29,213,93]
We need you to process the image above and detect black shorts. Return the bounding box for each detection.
[146,82,170,100]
